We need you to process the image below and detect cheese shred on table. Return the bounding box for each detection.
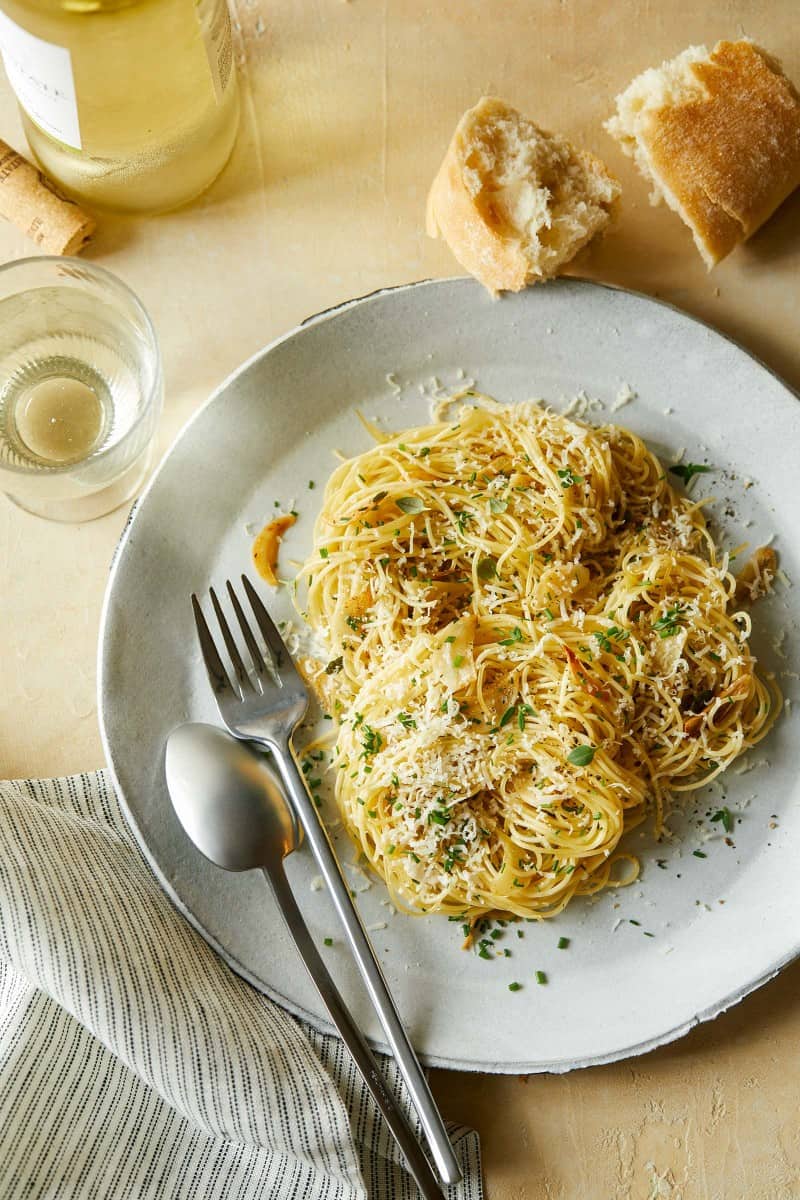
[299,399,779,920]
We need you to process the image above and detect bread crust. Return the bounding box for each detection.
[426,99,530,293]
[426,97,618,294]
[610,40,800,266]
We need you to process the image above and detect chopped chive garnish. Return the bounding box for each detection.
[693,850,707,858]
[508,981,522,992]
[323,937,333,946]
[557,937,570,950]
[535,970,547,985]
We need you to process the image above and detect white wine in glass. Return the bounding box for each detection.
[0,0,240,213]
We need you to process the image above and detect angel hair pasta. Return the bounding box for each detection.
[299,399,778,921]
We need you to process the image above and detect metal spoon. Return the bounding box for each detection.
[165,722,447,1200]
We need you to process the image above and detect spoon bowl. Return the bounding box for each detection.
[165,722,301,871]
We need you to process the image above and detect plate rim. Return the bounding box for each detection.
[98,274,800,1073]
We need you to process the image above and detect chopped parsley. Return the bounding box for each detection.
[319,547,329,559]
[518,703,534,730]
[652,603,686,638]
[669,462,713,484]
[396,495,425,514]
[499,705,517,729]
[325,656,344,675]
[567,744,596,767]
[594,626,630,654]
[557,468,584,488]
[477,556,497,580]
[360,725,383,758]
[427,806,450,826]
[443,847,463,873]
[496,701,535,731]
[500,627,524,646]
[396,711,417,730]
[711,807,734,833]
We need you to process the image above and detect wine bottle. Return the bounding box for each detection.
[0,0,240,213]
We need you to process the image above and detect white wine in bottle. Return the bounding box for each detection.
[0,0,240,213]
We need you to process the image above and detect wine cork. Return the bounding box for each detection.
[0,140,95,255]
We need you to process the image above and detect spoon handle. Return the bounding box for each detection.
[264,865,446,1200]
[270,741,462,1187]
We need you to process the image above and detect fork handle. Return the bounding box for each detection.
[269,740,463,1188]
[264,864,445,1200]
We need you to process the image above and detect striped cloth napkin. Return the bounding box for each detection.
[0,771,482,1200]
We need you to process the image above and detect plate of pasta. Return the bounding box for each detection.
[100,277,800,1072]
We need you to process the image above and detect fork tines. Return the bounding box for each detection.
[192,574,295,700]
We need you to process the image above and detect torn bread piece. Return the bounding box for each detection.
[426,96,620,295]
[605,39,800,267]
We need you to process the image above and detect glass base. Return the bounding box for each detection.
[4,442,154,522]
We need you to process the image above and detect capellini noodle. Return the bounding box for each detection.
[299,399,778,921]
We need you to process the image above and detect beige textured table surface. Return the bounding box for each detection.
[2,3,800,1197]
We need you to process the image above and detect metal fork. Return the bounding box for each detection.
[192,574,462,1191]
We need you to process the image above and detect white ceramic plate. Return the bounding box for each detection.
[99,277,800,1073]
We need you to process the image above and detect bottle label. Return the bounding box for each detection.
[200,1,234,104]
[0,11,81,150]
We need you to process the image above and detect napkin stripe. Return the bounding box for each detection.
[0,773,482,1199]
